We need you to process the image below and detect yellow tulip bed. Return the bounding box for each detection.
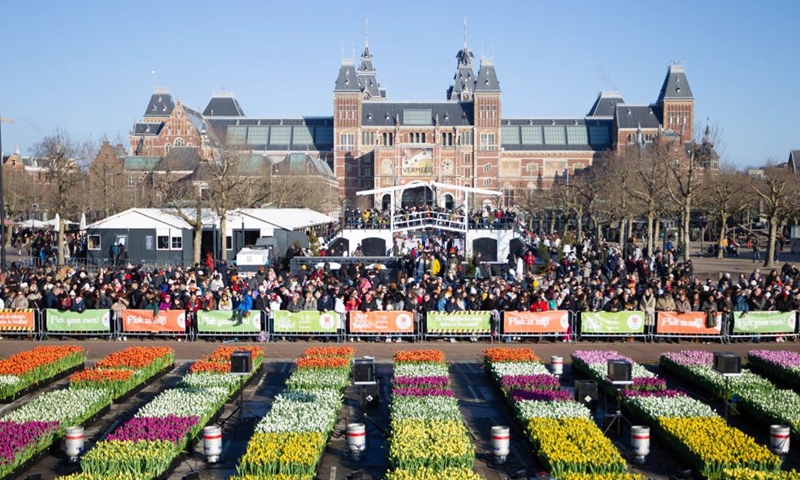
[572,350,783,479]
[558,474,646,480]
[235,347,351,478]
[387,350,478,477]
[385,466,484,480]
[722,468,800,480]
[484,348,629,477]
[659,417,779,478]
[525,417,627,475]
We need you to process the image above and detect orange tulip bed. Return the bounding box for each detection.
[303,346,355,358]
[0,345,86,400]
[295,356,351,370]
[189,345,265,375]
[70,347,174,400]
[393,350,446,364]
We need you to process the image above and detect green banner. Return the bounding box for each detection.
[196,310,262,333]
[273,310,338,333]
[46,309,110,332]
[426,312,491,333]
[733,311,796,334]
[580,311,645,334]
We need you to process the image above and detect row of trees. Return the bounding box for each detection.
[6,130,335,265]
[519,131,799,268]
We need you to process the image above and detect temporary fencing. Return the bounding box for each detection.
[345,310,420,341]
[500,310,575,340]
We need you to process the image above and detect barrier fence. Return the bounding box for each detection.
[501,310,574,339]
[2,308,798,343]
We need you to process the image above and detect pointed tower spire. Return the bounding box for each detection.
[356,18,385,99]
[448,19,475,101]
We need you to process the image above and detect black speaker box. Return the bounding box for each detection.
[575,380,597,409]
[360,382,380,410]
[713,352,741,374]
[231,351,252,375]
[607,359,632,382]
[354,357,375,384]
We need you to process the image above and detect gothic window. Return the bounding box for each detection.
[165,143,171,154]
[174,138,185,147]
[480,132,496,151]
[503,185,515,207]
[339,133,355,151]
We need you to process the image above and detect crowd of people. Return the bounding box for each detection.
[343,205,518,230]
[1,225,799,343]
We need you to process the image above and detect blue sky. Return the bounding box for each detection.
[0,1,798,167]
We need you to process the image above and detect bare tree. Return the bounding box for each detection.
[88,140,128,217]
[597,150,641,243]
[701,165,750,258]
[2,170,37,247]
[630,142,673,255]
[749,164,798,267]
[33,130,88,265]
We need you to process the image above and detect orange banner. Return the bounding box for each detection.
[121,309,187,333]
[0,310,35,331]
[656,311,722,335]
[348,311,415,334]
[503,311,570,334]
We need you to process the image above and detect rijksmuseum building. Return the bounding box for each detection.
[129,35,696,210]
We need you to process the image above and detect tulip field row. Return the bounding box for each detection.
[386,350,480,480]
[232,346,354,480]
[0,346,174,480]
[747,350,800,392]
[0,345,86,401]
[483,348,642,480]
[58,345,263,480]
[572,350,782,480]
[661,350,800,440]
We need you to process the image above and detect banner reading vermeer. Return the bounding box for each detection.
[400,147,433,176]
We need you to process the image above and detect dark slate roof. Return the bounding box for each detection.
[144,93,175,117]
[500,118,613,151]
[156,147,202,172]
[203,96,245,117]
[615,105,661,129]
[132,122,164,136]
[447,47,475,101]
[334,61,360,92]
[587,91,625,117]
[474,60,500,92]
[123,156,160,171]
[357,46,384,100]
[361,102,474,127]
[657,64,693,102]
[789,150,800,171]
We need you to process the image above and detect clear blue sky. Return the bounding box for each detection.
[1,1,798,167]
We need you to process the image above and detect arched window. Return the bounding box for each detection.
[174,138,185,147]
[165,143,171,154]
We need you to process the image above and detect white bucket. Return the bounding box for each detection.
[492,425,510,464]
[770,424,790,455]
[65,426,84,460]
[203,425,223,463]
[631,425,650,459]
[551,356,563,376]
[347,423,366,458]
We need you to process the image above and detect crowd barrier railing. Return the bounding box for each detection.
[424,310,494,340]
[729,310,798,340]
[0,308,39,340]
[577,310,649,341]
[653,311,725,343]
[345,310,420,341]
[271,310,343,341]
[194,310,265,340]
[42,308,113,338]
[500,310,575,341]
[116,309,191,341]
